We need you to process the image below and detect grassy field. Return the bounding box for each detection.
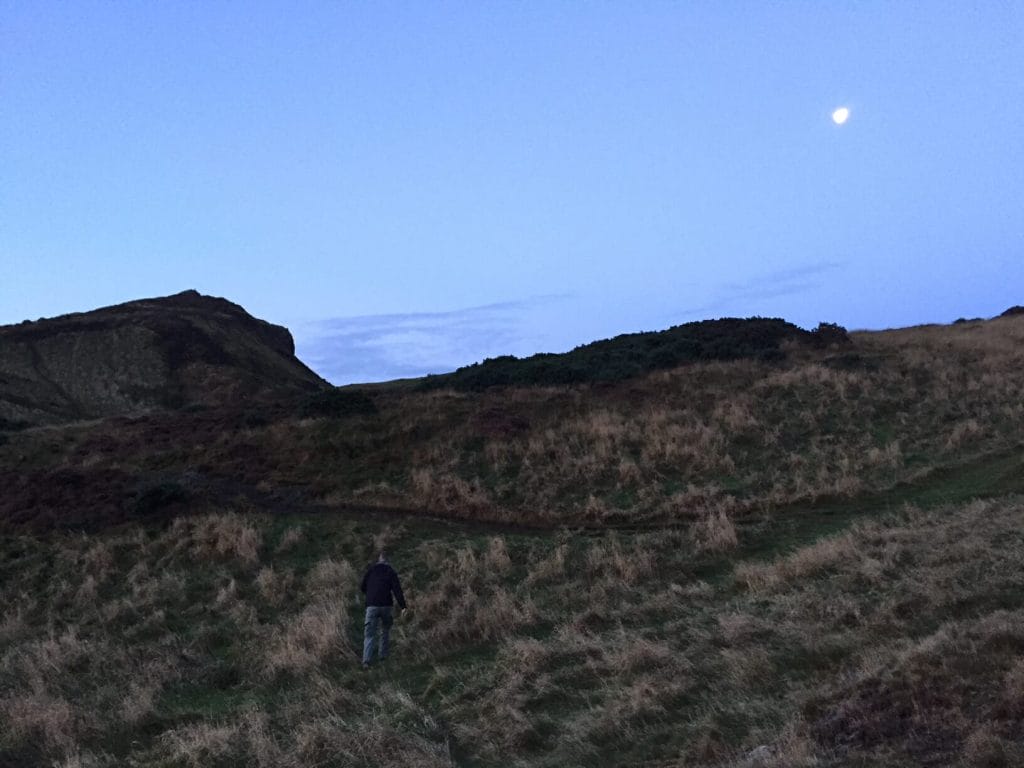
[3,467,1024,766]
[2,315,1024,766]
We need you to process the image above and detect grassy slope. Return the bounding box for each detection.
[302,316,1024,525]
[2,316,1024,766]
[4,315,1021,531]
[3,466,1024,767]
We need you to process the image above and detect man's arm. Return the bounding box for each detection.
[360,568,369,595]
[391,569,407,609]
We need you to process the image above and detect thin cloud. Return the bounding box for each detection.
[296,295,568,385]
[670,261,847,322]
[721,261,847,298]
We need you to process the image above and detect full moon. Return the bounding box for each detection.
[832,107,850,125]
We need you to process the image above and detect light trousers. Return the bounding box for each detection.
[363,606,394,664]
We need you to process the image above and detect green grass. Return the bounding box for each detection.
[736,447,1024,561]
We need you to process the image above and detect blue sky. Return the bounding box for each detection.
[3,2,1022,383]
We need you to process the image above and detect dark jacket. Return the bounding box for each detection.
[360,561,406,609]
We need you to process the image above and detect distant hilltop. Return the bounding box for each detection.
[424,318,851,391]
[0,290,327,427]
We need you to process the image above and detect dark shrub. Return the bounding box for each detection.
[1000,306,1024,317]
[243,412,269,428]
[809,322,851,347]
[132,481,188,518]
[475,407,530,437]
[426,317,850,391]
[299,389,378,418]
[823,352,878,372]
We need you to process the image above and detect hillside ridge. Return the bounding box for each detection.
[0,290,326,427]
[425,317,850,390]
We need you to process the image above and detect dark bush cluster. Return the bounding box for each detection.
[0,416,29,431]
[131,481,188,518]
[298,388,378,418]
[808,322,851,347]
[1000,306,1024,317]
[426,317,850,391]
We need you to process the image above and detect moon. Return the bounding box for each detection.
[832,107,850,125]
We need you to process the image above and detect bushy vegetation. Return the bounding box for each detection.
[425,318,849,391]
[0,416,29,431]
[297,388,378,419]
[132,481,189,518]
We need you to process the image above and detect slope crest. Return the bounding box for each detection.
[428,317,849,390]
[0,290,326,426]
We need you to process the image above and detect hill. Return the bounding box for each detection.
[425,317,849,390]
[0,290,327,427]
[2,302,1024,767]
[1,309,1022,530]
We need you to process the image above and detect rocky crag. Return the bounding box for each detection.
[0,290,326,426]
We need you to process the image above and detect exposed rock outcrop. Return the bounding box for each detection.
[0,290,327,426]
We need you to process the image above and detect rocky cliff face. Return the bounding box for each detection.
[0,290,327,426]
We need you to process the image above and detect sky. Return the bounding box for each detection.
[2,2,1022,384]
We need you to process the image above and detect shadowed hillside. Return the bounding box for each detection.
[0,290,326,428]
[423,318,849,390]
[4,309,1020,532]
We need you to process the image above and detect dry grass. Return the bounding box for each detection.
[409,469,492,517]
[4,422,1024,767]
[525,541,567,585]
[693,507,739,553]
[735,533,859,592]
[274,525,305,553]
[0,319,1021,767]
[8,316,1023,531]
[962,726,1022,768]
[261,557,358,676]
[1,691,79,752]
[170,511,263,564]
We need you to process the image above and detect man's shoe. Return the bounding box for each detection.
[362,663,370,670]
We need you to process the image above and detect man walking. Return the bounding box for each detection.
[360,551,407,668]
